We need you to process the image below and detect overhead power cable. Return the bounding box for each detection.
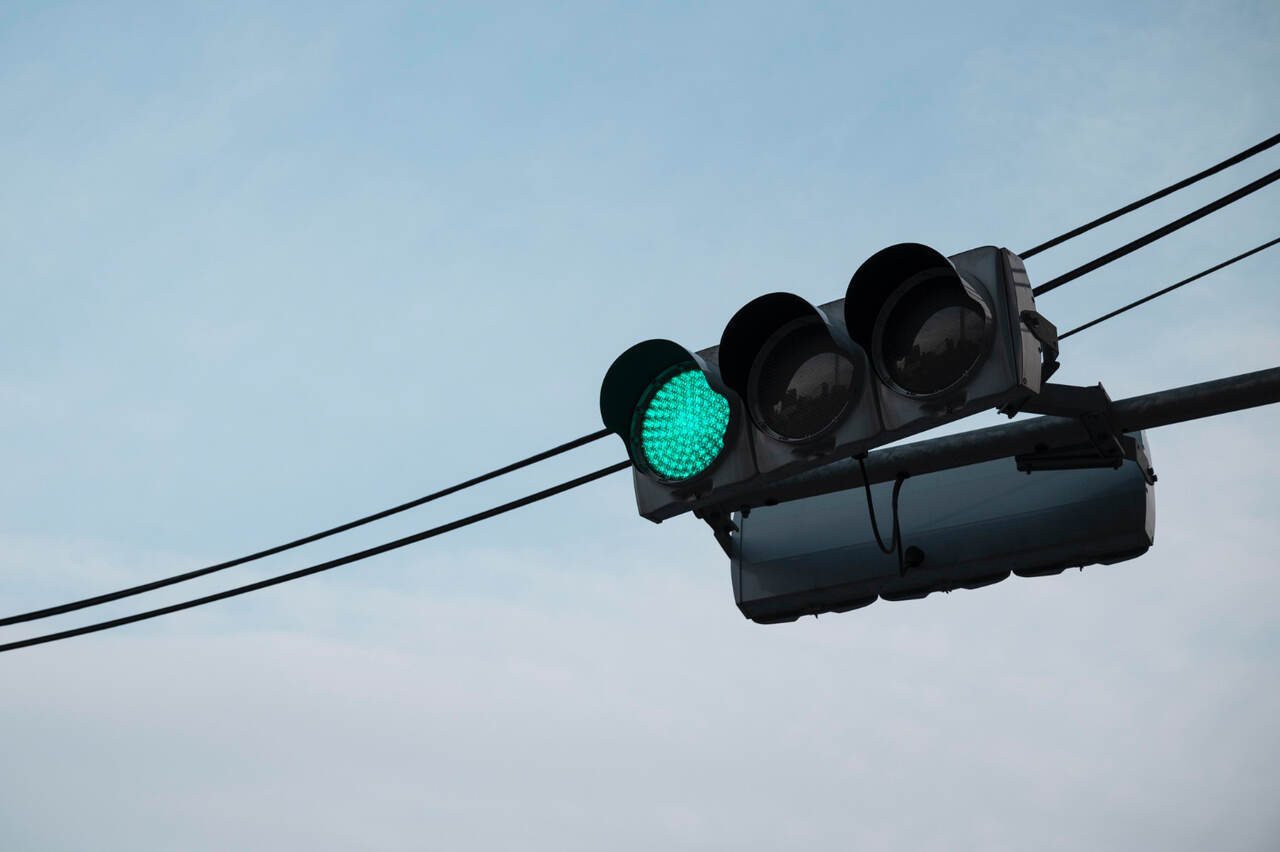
[0,429,610,627]
[1058,236,1280,340]
[0,460,632,654]
[1032,166,1280,297]
[1020,131,1280,259]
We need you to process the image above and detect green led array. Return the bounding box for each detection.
[636,368,730,481]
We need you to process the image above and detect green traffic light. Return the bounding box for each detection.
[635,367,730,481]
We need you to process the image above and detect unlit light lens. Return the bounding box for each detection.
[881,278,987,395]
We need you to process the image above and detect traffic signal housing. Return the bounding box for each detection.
[717,292,882,477]
[599,338,758,522]
[600,243,1054,522]
[843,243,1043,434]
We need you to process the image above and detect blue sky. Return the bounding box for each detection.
[1,2,1278,849]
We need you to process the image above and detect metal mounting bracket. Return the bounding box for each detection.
[1015,433,1157,484]
[695,508,739,557]
[1014,381,1156,484]
[1020,309,1061,383]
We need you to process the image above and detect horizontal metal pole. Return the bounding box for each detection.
[747,366,1280,509]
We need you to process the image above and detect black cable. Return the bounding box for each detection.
[1020,132,1280,259]
[889,475,906,577]
[1032,166,1280,297]
[0,460,632,654]
[1059,236,1280,340]
[856,456,909,576]
[857,457,895,554]
[0,429,611,627]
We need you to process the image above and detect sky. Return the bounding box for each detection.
[1,1,1278,849]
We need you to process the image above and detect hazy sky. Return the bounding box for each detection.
[2,2,1278,849]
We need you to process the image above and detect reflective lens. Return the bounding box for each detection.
[636,368,730,480]
[880,277,988,395]
[751,320,854,441]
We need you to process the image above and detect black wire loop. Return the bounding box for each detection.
[856,456,910,576]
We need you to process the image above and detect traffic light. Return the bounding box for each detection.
[599,243,1054,522]
[598,338,760,522]
[732,433,1155,623]
[845,243,1044,431]
[716,292,881,477]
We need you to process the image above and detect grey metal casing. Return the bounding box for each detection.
[863,246,1040,437]
[716,292,884,480]
[731,434,1155,623]
[635,341,875,523]
[627,345,760,522]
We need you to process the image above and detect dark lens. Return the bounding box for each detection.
[753,321,854,440]
[881,277,987,395]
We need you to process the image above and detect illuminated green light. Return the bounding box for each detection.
[636,368,730,481]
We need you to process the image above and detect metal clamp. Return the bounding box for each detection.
[1020,309,1061,382]
[1015,382,1156,484]
[694,508,739,557]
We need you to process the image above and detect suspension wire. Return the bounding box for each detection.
[0,429,611,627]
[1032,166,1280,297]
[1020,131,1280,259]
[1059,236,1280,340]
[0,460,632,654]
